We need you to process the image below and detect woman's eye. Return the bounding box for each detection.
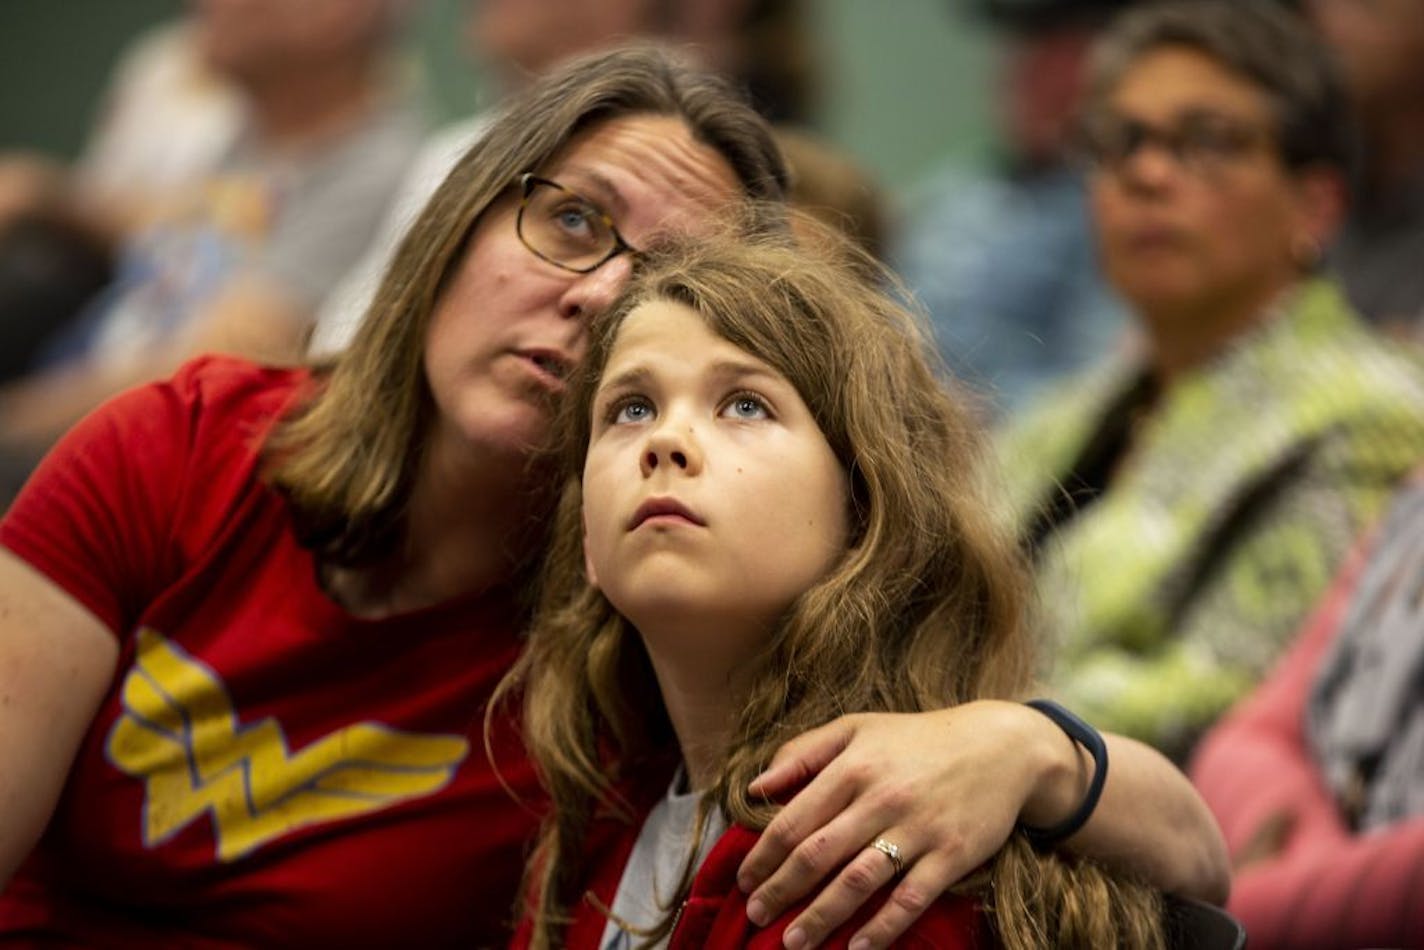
[722,393,770,420]
[611,397,654,424]
[555,206,589,230]
[552,203,596,237]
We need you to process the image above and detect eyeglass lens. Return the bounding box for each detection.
[1081,111,1268,174]
[518,177,623,272]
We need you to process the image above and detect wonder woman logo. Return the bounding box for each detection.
[106,629,469,861]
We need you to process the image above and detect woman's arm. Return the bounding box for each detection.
[0,548,118,886]
[735,699,1228,950]
[1227,817,1424,948]
[1189,545,1365,861]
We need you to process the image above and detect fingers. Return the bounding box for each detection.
[843,854,950,950]
[739,772,860,908]
[734,704,1054,946]
[777,835,909,950]
[747,718,855,798]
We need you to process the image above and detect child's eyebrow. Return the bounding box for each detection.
[595,365,654,395]
[596,358,785,395]
[705,358,782,384]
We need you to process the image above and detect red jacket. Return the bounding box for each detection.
[513,812,986,949]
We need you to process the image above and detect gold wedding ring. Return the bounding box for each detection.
[871,836,904,876]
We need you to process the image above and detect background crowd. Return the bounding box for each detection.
[1,0,1423,946]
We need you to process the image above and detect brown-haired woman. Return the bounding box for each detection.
[0,45,1222,947]
[506,216,1169,948]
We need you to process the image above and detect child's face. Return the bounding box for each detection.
[582,299,850,657]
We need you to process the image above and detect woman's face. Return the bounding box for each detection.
[1089,45,1314,323]
[422,114,741,460]
[581,299,850,674]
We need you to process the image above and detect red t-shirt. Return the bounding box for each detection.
[0,356,542,947]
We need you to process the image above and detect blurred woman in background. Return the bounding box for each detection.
[1000,0,1424,760]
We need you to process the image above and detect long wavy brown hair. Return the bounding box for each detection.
[501,212,1164,948]
[262,44,787,567]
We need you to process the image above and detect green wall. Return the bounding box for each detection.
[0,0,998,194]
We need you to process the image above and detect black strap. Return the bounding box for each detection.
[1018,699,1109,848]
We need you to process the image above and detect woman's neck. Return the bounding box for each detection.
[1139,276,1297,387]
[324,425,552,619]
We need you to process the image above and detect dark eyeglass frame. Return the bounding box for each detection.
[1075,110,1277,178]
[515,172,638,274]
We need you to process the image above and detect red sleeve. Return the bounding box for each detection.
[0,355,299,636]
[1189,542,1370,859]
[1227,817,1424,948]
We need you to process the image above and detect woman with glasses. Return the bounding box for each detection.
[0,44,1225,945]
[1000,0,1424,762]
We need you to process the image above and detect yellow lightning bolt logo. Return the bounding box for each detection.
[106,629,469,861]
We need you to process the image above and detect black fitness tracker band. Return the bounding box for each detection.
[1018,699,1109,848]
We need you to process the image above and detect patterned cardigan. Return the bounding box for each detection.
[998,278,1424,759]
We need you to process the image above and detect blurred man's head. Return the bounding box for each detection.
[192,0,404,91]
[968,0,1137,167]
[468,0,665,84]
[464,0,814,120]
[1305,0,1424,122]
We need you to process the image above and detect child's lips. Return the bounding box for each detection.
[629,497,705,530]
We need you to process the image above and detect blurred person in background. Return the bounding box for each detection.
[1192,469,1424,947]
[309,0,849,357]
[894,0,1133,419]
[1305,0,1424,335]
[0,0,422,494]
[36,19,246,239]
[774,125,889,259]
[999,0,1424,762]
[0,18,243,386]
[469,0,814,122]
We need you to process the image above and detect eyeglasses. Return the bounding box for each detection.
[1076,110,1275,178]
[515,173,638,273]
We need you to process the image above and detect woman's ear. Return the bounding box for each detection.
[1290,164,1348,263]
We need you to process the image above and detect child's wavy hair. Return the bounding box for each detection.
[499,209,1164,949]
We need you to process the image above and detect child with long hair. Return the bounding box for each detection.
[502,213,1166,948]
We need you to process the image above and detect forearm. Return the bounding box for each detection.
[734,700,1232,948]
[0,550,119,886]
[0,276,307,457]
[1019,706,1229,903]
[0,358,159,458]
[1229,817,1424,948]
[1071,733,1229,903]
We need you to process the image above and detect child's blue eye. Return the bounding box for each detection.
[722,393,769,420]
[611,397,654,424]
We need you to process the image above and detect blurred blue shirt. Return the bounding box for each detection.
[895,162,1128,418]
